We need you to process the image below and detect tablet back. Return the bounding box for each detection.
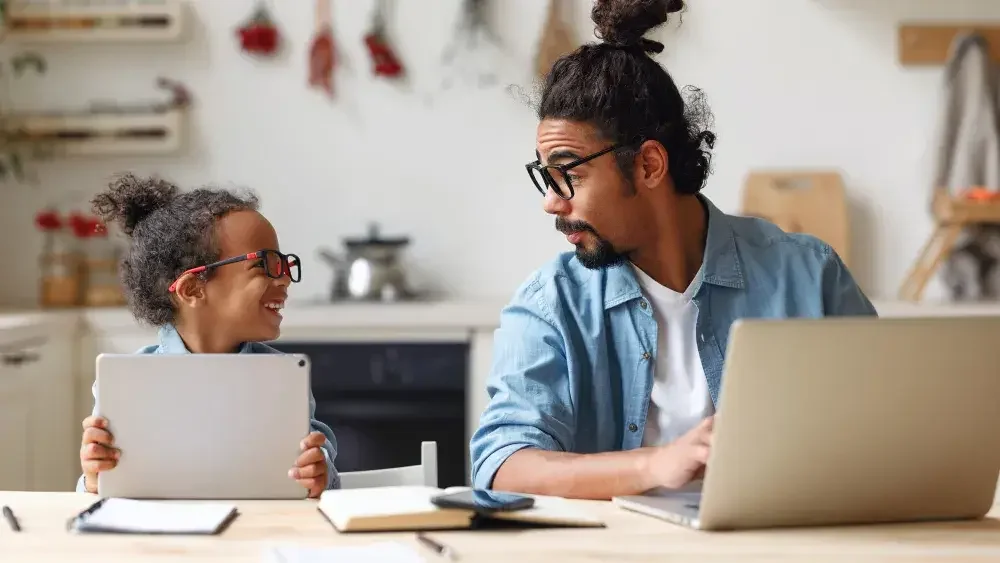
[95,353,311,500]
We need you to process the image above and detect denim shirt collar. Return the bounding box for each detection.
[157,324,255,354]
[602,194,746,309]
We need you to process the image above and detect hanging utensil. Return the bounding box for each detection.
[535,0,576,79]
[441,0,504,90]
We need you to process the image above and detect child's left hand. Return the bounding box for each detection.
[289,431,328,498]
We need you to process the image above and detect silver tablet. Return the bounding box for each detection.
[95,353,312,500]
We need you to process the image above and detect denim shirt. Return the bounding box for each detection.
[469,195,877,490]
[75,324,341,492]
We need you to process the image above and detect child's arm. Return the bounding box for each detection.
[308,391,340,490]
[77,380,119,493]
[75,380,96,492]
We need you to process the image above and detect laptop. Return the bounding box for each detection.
[95,353,312,500]
[613,316,1000,531]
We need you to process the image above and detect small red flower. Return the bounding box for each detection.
[68,213,104,239]
[35,209,62,231]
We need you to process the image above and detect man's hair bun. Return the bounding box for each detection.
[592,0,684,54]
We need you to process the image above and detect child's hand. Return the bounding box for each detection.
[289,431,328,498]
[80,416,119,493]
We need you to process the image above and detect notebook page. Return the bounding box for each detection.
[80,498,236,533]
[319,486,445,518]
[263,542,426,563]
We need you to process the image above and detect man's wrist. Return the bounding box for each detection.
[632,447,659,492]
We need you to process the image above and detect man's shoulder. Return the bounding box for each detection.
[506,251,612,323]
[726,213,837,266]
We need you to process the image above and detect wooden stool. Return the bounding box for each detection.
[898,188,1000,302]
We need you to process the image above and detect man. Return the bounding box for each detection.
[469,0,876,500]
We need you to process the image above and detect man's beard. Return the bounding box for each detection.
[555,217,628,270]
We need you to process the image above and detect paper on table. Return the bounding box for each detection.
[76,498,237,534]
[263,542,427,563]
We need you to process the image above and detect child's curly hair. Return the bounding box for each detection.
[91,173,260,326]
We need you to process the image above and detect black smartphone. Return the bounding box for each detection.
[430,489,535,513]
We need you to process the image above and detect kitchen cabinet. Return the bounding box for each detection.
[0,321,77,491]
[77,327,157,424]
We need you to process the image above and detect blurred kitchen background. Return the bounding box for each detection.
[4,0,1000,492]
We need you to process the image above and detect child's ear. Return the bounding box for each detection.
[173,273,206,307]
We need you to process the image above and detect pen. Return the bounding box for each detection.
[416,532,457,560]
[3,505,20,532]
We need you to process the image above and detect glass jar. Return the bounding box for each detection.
[82,232,125,307]
[39,227,82,308]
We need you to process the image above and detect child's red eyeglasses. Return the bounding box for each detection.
[167,249,301,293]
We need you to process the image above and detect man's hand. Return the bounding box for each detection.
[80,416,119,494]
[644,415,714,490]
[289,431,328,498]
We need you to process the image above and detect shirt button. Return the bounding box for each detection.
[639,300,648,309]
[628,423,638,432]
[642,352,651,360]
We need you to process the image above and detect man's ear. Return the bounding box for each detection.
[173,273,206,308]
[636,140,669,190]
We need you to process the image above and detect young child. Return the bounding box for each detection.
[76,173,340,497]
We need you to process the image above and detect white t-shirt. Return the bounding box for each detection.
[631,264,715,447]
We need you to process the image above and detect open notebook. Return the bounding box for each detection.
[66,498,238,535]
[317,486,605,532]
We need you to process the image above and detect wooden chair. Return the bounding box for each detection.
[740,171,851,268]
[338,441,438,489]
[898,188,1000,302]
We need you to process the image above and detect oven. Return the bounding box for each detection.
[267,340,469,488]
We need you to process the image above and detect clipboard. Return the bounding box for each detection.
[66,497,239,535]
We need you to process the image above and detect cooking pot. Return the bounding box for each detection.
[317,223,413,301]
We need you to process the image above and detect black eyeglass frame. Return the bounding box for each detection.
[525,140,641,200]
[167,249,301,293]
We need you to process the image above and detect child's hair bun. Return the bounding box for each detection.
[91,173,179,236]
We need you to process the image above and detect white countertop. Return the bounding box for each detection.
[2,298,1000,334]
[0,299,512,333]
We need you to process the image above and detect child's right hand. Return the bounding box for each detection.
[80,416,119,493]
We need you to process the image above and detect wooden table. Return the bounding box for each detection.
[2,491,1000,562]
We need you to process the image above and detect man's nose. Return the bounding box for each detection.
[542,187,570,216]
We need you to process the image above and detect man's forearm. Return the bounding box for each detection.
[491,447,655,500]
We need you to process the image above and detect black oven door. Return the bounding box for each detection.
[268,341,469,488]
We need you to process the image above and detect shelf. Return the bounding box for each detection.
[898,22,1000,65]
[2,107,185,156]
[1,0,185,43]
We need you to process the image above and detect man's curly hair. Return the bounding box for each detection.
[91,173,259,326]
[538,0,716,195]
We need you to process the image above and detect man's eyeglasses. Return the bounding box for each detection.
[167,249,301,293]
[526,141,633,200]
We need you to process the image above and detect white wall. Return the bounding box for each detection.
[1,0,998,307]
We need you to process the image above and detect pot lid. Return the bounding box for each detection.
[344,223,410,247]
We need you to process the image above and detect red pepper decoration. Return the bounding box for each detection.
[237,2,280,57]
[308,0,335,96]
[364,0,404,78]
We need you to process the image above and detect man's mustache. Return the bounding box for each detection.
[556,217,595,235]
